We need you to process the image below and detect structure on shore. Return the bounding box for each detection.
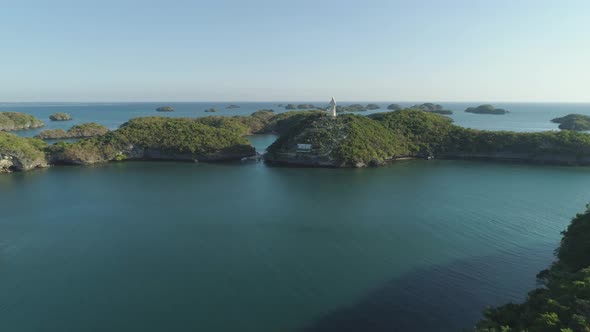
[328,97,337,117]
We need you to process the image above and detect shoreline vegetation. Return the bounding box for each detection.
[0,112,45,131]
[552,114,590,131]
[2,108,590,172]
[475,204,590,331]
[35,123,109,140]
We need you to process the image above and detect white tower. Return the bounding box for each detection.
[328,97,337,118]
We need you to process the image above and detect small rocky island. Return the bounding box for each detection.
[366,104,380,110]
[0,112,45,131]
[387,104,402,111]
[204,108,218,113]
[156,106,174,112]
[49,112,73,121]
[226,104,240,109]
[36,123,109,139]
[551,114,590,131]
[465,104,508,114]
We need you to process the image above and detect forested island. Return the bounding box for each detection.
[409,103,453,115]
[552,114,590,131]
[49,112,73,121]
[156,106,174,112]
[266,109,590,167]
[35,123,109,139]
[0,112,45,131]
[475,205,590,331]
[0,109,317,172]
[3,108,590,173]
[466,104,509,115]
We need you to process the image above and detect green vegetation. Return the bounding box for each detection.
[49,112,72,121]
[476,205,590,332]
[267,114,410,167]
[36,123,109,139]
[552,114,590,131]
[466,104,508,115]
[0,112,45,131]
[366,104,381,110]
[336,104,366,113]
[0,132,48,172]
[48,117,255,165]
[370,109,454,155]
[285,104,319,110]
[409,103,453,115]
[269,109,590,167]
[387,104,402,111]
[155,106,174,112]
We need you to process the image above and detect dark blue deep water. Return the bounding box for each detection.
[1,102,590,331]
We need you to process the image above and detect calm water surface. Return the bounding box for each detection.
[1,102,590,331]
[1,160,589,331]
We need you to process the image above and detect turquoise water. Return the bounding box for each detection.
[1,160,589,331]
[2,102,590,331]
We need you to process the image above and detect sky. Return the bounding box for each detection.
[1,0,589,102]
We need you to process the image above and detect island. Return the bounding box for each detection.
[5,108,590,173]
[336,104,366,112]
[156,106,174,112]
[0,133,48,172]
[285,104,318,110]
[551,114,590,131]
[0,112,45,131]
[465,104,508,115]
[49,112,73,121]
[204,108,218,113]
[365,104,380,110]
[387,104,402,111]
[265,109,590,168]
[226,104,240,109]
[410,103,453,115]
[35,123,109,139]
[476,204,590,332]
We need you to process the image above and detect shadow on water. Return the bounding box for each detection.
[300,244,554,332]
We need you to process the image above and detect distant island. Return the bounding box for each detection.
[204,108,218,113]
[35,123,109,140]
[0,112,45,131]
[49,112,72,121]
[465,104,508,114]
[552,114,590,131]
[336,104,385,113]
[476,204,590,331]
[387,104,402,111]
[226,104,240,109]
[409,103,453,115]
[156,106,174,112]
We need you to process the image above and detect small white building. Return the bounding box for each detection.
[296,144,312,152]
[328,97,337,118]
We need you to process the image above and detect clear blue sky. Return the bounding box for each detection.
[1,0,589,102]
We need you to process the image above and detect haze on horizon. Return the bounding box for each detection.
[1,0,589,103]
